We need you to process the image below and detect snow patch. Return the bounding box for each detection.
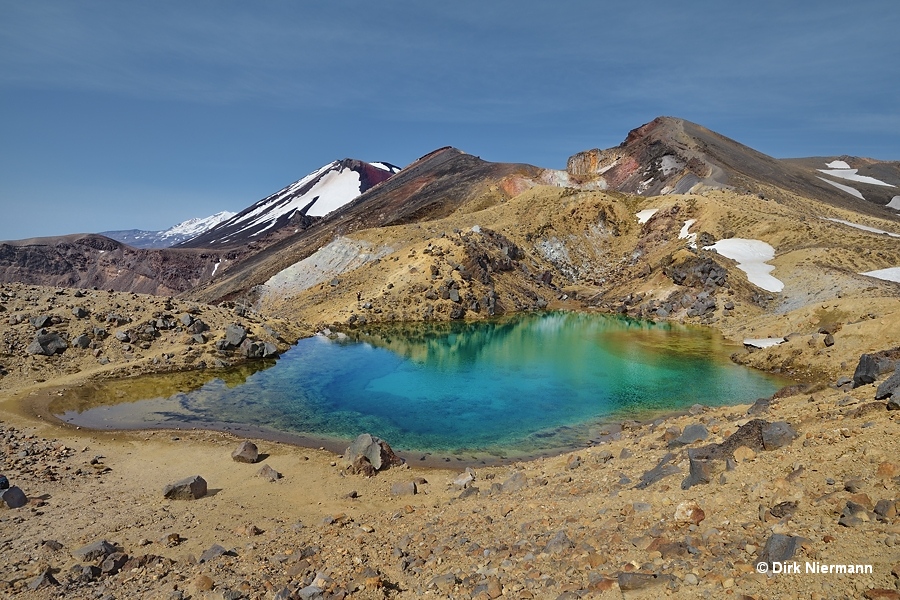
[211,261,220,277]
[704,238,784,293]
[817,176,864,200]
[817,169,895,187]
[743,337,787,349]
[825,160,851,169]
[678,219,697,243]
[823,218,900,238]
[887,196,900,210]
[162,211,236,239]
[304,168,365,217]
[636,209,659,224]
[861,267,900,283]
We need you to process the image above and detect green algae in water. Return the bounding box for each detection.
[53,312,791,457]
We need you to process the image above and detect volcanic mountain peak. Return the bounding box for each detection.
[566,116,900,216]
[179,159,401,248]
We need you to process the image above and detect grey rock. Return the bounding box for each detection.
[72,540,117,562]
[114,330,131,342]
[761,421,798,450]
[231,441,259,463]
[617,572,667,591]
[747,397,771,415]
[163,475,207,500]
[72,306,89,319]
[179,313,193,326]
[681,450,720,490]
[836,376,852,387]
[670,423,709,447]
[72,334,91,349]
[26,333,68,356]
[101,551,128,575]
[199,543,231,563]
[30,315,52,329]
[636,453,681,489]
[187,319,208,334]
[875,366,900,399]
[500,471,527,493]
[543,530,574,554]
[757,533,802,567]
[390,481,417,496]
[28,568,58,590]
[853,353,895,387]
[257,464,281,482]
[297,586,325,600]
[344,433,402,473]
[0,486,28,509]
[430,572,459,591]
[449,288,460,303]
[224,324,247,347]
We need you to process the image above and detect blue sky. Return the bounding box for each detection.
[1,1,898,241]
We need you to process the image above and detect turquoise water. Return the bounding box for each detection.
[54,312,789,458]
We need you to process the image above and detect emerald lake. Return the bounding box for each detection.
[53,312,791,461]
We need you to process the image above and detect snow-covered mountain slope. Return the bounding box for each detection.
[101,211,236,249]
[179,159,401,248]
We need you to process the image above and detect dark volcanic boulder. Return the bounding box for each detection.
[163,475,207,500]
[26,333,67,356]
[853,353,895,387]
[345,433,403,474]
[224,324,247,347]
[0,486,28,509]
[875,366,900,399]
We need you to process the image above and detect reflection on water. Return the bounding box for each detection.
[52,312,791,458]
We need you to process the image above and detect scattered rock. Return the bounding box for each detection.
[28,568,58,590]
[637,453,681,489]
[257,464,281,482]
[543,530,574,554]
[674,500,706,524]
[344,433,403,474]
[761,421,798,450]
[757,533,803,567]
[875,366,900,399]
[617,572,668,591]
[853,353,895,387]
[0,485,27,509]
[72,539,117,562]
[224,324,247,347]
[231,441,259,463]
[26,332,68,356]
[163,475,207,500]
[669,423,709,447]
[390,481,417,497]
[199,543,232,563]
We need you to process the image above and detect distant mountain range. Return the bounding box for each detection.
[100,211,236,249]
[177,159,401,248]
[2,117,898,298]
